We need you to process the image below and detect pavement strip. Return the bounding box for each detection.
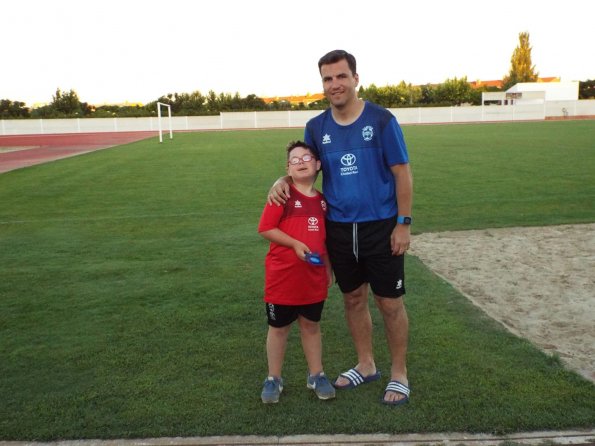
[1,430,594,446]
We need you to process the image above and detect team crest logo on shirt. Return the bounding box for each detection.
[308,217,320,231]
[362,125,374,141]
[294,200,302,208]
[320,200,327,211]
[322,134,331,144]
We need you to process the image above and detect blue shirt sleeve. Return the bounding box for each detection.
[382,117,409,166]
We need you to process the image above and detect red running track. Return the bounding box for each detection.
[0,131,157,174]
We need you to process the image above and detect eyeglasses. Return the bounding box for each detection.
[288,154,314,165]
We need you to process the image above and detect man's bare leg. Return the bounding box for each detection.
[375,296,409,403]
[334,283,378,386]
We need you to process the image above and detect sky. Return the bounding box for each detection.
[3,0,594,106]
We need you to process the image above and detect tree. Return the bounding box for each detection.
[359,82,421,108]
[431,77,476,106]
[419,84,437,105]
[396,81,422,106]
[30,88,89,118]
[579,79,595,99]
[502,32,539,90]
[52,88,85,115]
[178,91,207,115]
[0,99,30,118]
[243,94,267,111]
[205,90,220,113]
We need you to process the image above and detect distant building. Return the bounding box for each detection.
[470,77,560,90]
[482,80,579,105]
[261,93,325,105]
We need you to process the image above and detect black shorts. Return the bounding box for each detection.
[265,301,325,328]
[326,217,405,298]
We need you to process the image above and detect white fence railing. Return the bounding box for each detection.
[1,100,594,136]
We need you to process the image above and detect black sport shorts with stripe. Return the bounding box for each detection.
[326,217,405,298]
[265,301,325,328]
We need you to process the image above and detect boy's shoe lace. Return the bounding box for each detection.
[307,372,336,400]
[261,376,283,403]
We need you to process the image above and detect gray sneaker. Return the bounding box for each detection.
[307,372,336,400]
[261,376,283,403]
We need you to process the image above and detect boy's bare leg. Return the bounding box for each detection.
[297,316,323,375]
[266,325,291,378]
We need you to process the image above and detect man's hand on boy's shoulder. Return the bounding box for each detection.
[267,177,291,206]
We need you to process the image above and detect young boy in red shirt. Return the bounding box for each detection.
[257,140,335,403]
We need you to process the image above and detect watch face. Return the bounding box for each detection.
[403,217,412,225]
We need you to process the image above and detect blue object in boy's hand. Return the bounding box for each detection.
[305,252,324,266]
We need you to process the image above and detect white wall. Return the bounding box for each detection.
[2,100,594,136]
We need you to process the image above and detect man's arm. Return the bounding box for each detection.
[322,253,334,288]
[267,175,293,206]
[390,163,413,256]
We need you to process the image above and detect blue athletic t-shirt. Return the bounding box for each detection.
[304,101,409,223]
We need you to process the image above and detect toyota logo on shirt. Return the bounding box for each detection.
[308,217,320,231]
[341,153,356,166]
[340,153,359,176]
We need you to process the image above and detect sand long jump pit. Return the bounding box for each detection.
[410,223,594,383]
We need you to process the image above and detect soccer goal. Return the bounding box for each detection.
[157,102,173,143]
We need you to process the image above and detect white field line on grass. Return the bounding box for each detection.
[0,211,236,225]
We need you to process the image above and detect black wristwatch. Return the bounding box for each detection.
[397,216,412,225]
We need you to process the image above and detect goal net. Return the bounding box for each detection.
[157,102,173,143]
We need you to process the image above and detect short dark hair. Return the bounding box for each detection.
[318,50,357,75]
[286,140,319,160]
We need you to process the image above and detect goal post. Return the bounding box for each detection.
[157,102,173,143]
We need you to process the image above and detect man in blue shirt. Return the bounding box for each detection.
[268,50,413,406]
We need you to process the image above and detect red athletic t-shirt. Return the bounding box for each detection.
[258,185,328,305]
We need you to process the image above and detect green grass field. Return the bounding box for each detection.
[1,120,594,441]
